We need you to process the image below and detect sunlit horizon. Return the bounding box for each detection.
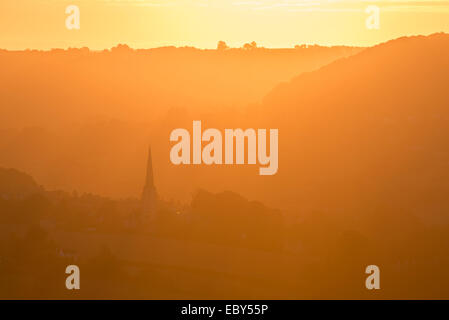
[1,0,449,50]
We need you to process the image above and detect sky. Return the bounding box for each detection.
[1,0,449,49]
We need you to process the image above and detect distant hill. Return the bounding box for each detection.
[0,44,362,198]
[0,45,361,128]
[253,33,449,218]
[0,34,448,220]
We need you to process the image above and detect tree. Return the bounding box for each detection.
[217,41,229,51]
[111,44,131,53]
[243,41,257,50]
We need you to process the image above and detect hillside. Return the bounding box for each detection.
[0,34,448,220]
[0,167,41,198]
[0,45,361,128]
[0,45,361,198]
[254,33,449,218]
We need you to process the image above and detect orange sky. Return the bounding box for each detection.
[1,0,449,49]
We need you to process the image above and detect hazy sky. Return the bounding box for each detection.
[1,0,449,49]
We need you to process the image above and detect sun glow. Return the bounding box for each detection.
[0,0,449,49]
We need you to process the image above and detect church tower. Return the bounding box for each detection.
[141,146,158,220]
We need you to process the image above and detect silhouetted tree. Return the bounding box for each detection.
[243,41,257,50]
[217,41,229,51]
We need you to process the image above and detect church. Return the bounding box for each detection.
[141,146,158,221]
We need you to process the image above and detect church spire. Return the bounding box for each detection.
[145,146,154,188]
[141,145,158,220]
